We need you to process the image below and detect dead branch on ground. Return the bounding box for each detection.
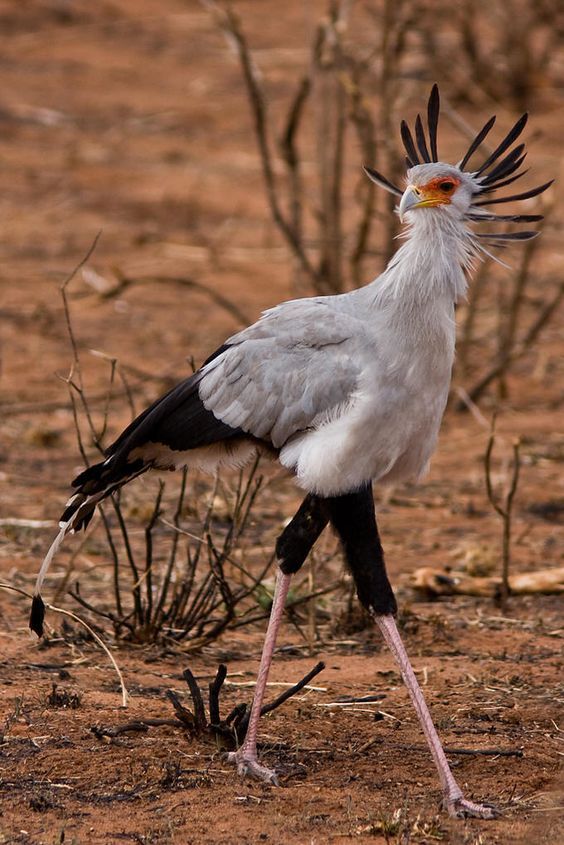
[91,661,325,750]
[409,565,564,598]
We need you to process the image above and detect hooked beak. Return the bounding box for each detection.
[398,186,423,223]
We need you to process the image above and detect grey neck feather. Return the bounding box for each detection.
[368,212,476,307]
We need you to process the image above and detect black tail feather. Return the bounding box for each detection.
[60,354,243,531]
[30,594,46,637]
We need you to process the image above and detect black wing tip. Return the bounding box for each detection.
[30,594,45,638]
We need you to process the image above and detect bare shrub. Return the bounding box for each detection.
[51,241,337,647]
[204,0,414,293]
[484,416,522,612]
[416,0,563,111]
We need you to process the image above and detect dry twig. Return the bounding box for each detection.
[410,566,564,598]
[484,416,521,611]
[91,662,325,750]
[0,583,129,707]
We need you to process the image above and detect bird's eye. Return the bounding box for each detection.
[439,181,455,192]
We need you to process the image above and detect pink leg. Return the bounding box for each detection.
[227,570,292,785]
[374,614,498,819]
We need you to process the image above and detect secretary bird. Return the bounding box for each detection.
[31,86,550,818]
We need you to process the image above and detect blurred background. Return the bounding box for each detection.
[1,0,562,411]
[1,0,563,631]
[0,4,562,839]
[0,0,563,631]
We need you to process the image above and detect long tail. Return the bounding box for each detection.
[29,458,150,636]
[30,362,244,637]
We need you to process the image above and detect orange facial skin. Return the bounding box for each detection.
[411,175,462,208]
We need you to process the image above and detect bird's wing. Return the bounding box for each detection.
[198,298,369,447]
[53,298,368,539]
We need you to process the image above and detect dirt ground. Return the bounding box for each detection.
[0,3,562,844]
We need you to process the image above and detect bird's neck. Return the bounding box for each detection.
[371,213,475,307]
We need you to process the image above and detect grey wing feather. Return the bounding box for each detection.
[198,299,368,447]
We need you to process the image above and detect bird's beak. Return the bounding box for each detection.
[398,186,423,223]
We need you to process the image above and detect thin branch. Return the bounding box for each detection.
[0,583,129,707]
[461,277,564,408]
[99,273,250,328]
[484,416,521,612]
[203,0,319,284]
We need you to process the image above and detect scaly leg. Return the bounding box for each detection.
[228,495,328,784]
[374,614,498,819]
[325,486,498,819]
[227,570,292,785]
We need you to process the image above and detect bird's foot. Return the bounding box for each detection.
[445,794,499,819]
[227,749,279,786]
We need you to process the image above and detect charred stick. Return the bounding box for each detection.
[91,718,180,738]
[209,663,228,725]
[166,689,197,731]
[444,746,523,758]
[182,668,207,730]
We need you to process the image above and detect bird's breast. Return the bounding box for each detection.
[280,317,455,496]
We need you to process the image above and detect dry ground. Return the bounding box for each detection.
[0,2,562,843]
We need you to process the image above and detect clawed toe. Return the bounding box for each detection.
[227,750,279,786]
[446,796,500,819]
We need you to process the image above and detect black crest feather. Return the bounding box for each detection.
[480,146,526,186]
[363,84,551,244]
[475,113,529,177]
[400,121,419,168]
[478,169,530,194]
[474,180,553,207]
[459,115,496,170]
[427,83,440,162]
[415,114,431,163]
[363,166,403,197]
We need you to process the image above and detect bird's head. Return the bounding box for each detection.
[399,164,477,223]
[365,85,552,247]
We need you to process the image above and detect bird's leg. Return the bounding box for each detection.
[325,485,497,820]
[228,494,328,785]
[227,568,292,785]
[373,613,497,819]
